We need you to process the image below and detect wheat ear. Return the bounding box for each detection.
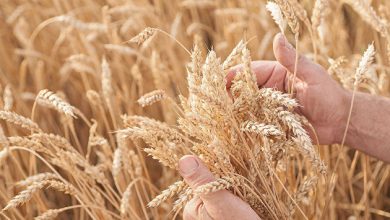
[266,1,286,34]
[137,90,167,107]
[36,89,76,118]
[0,110,42,132]
[148,180,186,207]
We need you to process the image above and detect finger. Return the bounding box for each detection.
[178,155,215,189]
[179,156,260,220]
[273,33,324,83]
[226,61,288,91]
[183,198,213,220]
[178,155,233,203]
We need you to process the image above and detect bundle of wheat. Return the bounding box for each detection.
[0,0,389,219]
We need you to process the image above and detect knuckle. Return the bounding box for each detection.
[185,168,214,188]
[189,174,214,188]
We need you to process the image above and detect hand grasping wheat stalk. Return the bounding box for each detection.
[121,34,325,219]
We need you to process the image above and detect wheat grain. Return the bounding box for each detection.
[17,173,58,187]
[36,89,76,118]
[311,0,328,31]
[3,84,13,111]
[195,176,238,195]
[144,146,178,169]
[355,43,375,86]
[288,0,310,27]
[3,181,46,211]
[200,50,226,97]
[1,1,389,219]
[137,90,167,107]
[180,0,216,9]
[148,180,186,207]
[289,176,318,214]
[274,0,299,34]
[0,148,8,164]
[31,133,74,152]
[120,183,133,216]
[266,2,286,34]
[7,136,52,155]
[57,15,107,32]
[258,88,298,108]
[223,40,245,70]
[112,147,122,179]
[130,27,156,45]
[345,0,387,37]
[44,180,77,195]
[101,57,113,105]
[277,110,326,174]
[188,41,203,91]
[0,125,8,163]
[0,110,41,132]
[35,209,60,220]
[129,150,142,176]
[86,90,103,107]
[295,176,318,203]
[173,187,194,211]
[242,47,258,92]
[241,121,283,137]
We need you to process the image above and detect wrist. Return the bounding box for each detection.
[332,89,355,145]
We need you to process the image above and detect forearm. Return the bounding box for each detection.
[341,91,390,162]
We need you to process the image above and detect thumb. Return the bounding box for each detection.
[178,155,215,188]
[273,33,323,83]
[179,155,261,220]
[178,155,232,204]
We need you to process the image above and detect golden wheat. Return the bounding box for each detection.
[0,0,389,219]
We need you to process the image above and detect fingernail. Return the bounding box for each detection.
[179,156,199,176]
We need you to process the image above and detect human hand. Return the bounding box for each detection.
[226,33,351,145]
[179,155,261,220]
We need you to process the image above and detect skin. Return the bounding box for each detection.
[179,33,390,219]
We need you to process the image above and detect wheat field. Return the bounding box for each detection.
[0,0,389,219]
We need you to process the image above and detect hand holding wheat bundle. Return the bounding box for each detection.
[227,33,351,145]
[177,33,353,219]
[127,32,333,219]
[180,32,383,219]
[2,0,390,219]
